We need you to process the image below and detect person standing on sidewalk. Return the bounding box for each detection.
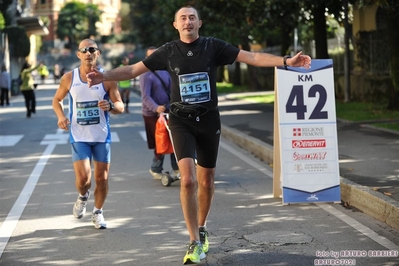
[0,65,10,107]
[118,56,132,113]
[52,38,124,229]
[87,5,311,263]
[20,62,40,118]
[140,46,179,180]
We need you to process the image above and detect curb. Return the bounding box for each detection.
[221,124,399,230]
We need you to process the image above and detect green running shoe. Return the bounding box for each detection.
[199,227,209,253]
[183,241,205,264]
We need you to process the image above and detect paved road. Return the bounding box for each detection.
[0,84,398,265]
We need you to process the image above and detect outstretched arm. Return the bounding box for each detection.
[87,61,150,87]
[236,51,311,69]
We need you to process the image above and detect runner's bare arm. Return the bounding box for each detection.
[52,72,72,130]
[236,51,311,69]
[87,61,150,87]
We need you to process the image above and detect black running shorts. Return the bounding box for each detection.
[168,110,221,168]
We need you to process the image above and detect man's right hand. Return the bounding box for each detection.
[156,105,166,114]
[57,117,70,131]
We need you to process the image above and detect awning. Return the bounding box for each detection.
[16,17,49,36]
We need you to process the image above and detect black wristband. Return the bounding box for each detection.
[108,101,114,111]
[283,55,291,70]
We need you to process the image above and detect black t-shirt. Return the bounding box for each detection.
[142,36,240,109]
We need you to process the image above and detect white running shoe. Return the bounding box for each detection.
[92,210,107,229]
[73,191,90,219]
[172,170,180,179]
[149,169,163,180]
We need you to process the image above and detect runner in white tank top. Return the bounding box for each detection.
[52,38,124,229]
[68,67,111,143]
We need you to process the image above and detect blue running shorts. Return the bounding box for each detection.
[71,142,111,163]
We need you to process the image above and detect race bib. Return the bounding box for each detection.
[178,72,210,103]
[76,100,100,125]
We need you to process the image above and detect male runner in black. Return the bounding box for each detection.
[87,5,311,264]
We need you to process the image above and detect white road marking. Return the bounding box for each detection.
[0,140,58,258]
[318,203,399,250]
[111,132,120,142]
[139,131,147,142]
[0,135,24,147]
[220,141,273,178]
[0,129,121,258]
[40,133,69,145]
[220,139,399,251]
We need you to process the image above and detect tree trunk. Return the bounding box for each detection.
[386,9,399,110]
[313,3,329,59]
[241,41,260,91]
[232,61,241,86]
[343,0,351,103]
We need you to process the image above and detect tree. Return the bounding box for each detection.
[357,0,399,110]
[56,2,101,49]
[0,0,14,26]
[127,0,178,48]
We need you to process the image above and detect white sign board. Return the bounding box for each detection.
[276,59,340,204]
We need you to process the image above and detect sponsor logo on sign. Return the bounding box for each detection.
[294,164,303,172]
[307,194,319,201]
[304,163,329,172]
[292,139,326,148]
[293,163,329,172]
[293,152,327,161]
[292,127,324,137]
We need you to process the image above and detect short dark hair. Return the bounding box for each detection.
[175,5,201,21]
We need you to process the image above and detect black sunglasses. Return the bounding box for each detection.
[78,47,100,54]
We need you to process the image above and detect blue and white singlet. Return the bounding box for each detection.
[68,68,111,143]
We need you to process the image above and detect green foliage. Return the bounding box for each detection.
[56,2,101,48]
[0,0,13,26]
[335,101,399,122]
[128,0,179,47]
[2,26,30,58]
[0,12,5,29]
[216,82,247,94]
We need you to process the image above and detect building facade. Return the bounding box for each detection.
[31,0,121,46]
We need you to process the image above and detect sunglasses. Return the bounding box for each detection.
[78,47,100,54]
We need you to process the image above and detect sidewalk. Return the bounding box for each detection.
[218,92,399,230]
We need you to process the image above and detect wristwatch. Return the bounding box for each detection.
[283,55,291,70]
[108,101,114,111]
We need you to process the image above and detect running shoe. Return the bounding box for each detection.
[92,210,107,229]
[199,227,209,253]
[183,241,205,264]
[172,170,180,179]
[73,191,90,219]
[149,169,163,180]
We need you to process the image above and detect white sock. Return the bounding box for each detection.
[79,191,89,198]
[93,207,102,213]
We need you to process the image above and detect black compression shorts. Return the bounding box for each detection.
[168,110,221,168]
